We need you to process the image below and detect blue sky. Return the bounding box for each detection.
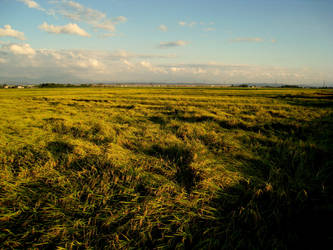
[0,0,332,85]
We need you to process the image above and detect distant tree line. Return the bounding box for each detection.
[38,83,92,88]
[281,85,300,88]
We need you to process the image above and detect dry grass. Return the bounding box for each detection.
[0,87,332,249]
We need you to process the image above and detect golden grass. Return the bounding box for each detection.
[0,87,332,248]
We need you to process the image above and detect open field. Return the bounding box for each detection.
[0,87,332,249]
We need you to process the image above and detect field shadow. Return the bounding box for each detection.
[44,118,113,145]
[176,115,215,123]
[187,113,333,249]
[47,141,74,156]
[288,99,333,108]
[6,145,50,176]
[0,178,66,248]
[145,144,201,192]
[270,93,333,108]
[46,140,74,167]
[148,116,167,126]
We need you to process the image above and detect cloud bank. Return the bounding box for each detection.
[1,43,329,84]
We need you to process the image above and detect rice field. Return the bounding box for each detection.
[0,87,332,249]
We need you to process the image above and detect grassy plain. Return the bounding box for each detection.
[0,87,332,249]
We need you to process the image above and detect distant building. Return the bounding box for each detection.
[17,85,24,89]
[4,85,9,89]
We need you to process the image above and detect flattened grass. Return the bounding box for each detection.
[0,87,332,249]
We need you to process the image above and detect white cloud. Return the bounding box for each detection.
[158,24,168,32]
[18,0,41,9]
[139,61,167,73]
[159,40,189,48]
[231,37,263,43]
[93,21,116,32]
[178,21,196,27]
[39,22,91,37]
[271,39,277,43]
[92,17,127,32]
[50,0,127,35]
[59,0,106,21]
[17,0,52,14]
[76,58,104,70]
[4,43,36,56]
[0,25,26,40]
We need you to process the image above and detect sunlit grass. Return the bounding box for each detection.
[0,87,332,248]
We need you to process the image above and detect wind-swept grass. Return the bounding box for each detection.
[0,87,332,249]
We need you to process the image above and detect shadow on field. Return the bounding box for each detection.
[270,93,333,108]
[148,116,167,126]
[44,118,113,145]
[146,144,202,192]
[189,113,333,249]
[176,115,215,123]
[218,118,310,140]
[6,145,50,176]
[46,140,74,167]
[47,141,74,155]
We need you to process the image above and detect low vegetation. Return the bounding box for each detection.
[0,87,332,249]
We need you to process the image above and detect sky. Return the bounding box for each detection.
[0,0,332,85]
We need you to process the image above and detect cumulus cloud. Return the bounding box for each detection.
[139,61,167,73]
[50,0,127,35]
[3,43,36,56]
[159,40,189,48]
[76,58,104,70]
[39,22,90,37]
[57,0,105,21]
[18,0,43,10]
[0,25,26,40]
[231,37,263,43]
[158,24,168,32]
[17,0,53,14]
[18,0,127,36]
